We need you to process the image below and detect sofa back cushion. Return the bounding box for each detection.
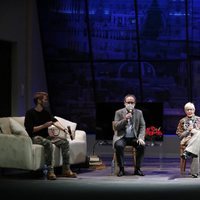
[12,116,25,127]
[9,117,29,136]
[0,117,11,134]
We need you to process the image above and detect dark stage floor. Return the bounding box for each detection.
[0,156,199,199]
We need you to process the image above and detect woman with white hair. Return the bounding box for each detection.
[176,102,200,178]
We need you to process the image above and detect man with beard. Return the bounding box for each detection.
[24,92,77,180]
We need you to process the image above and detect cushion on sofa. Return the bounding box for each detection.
[9,118,29,136]
[12,116,25,127]
[0,117,11,134]
[54,116,77,133]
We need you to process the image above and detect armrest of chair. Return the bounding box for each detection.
[0,134,33,169]
[69,130,87,164]
[74,130,86,141]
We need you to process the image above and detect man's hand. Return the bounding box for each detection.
[33,121,53,133]
[125,113,132,121]
[137,138,145,146]
[44,121,53,128]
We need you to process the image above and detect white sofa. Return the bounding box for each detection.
[0,116,87,171]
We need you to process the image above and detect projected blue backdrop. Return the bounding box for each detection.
[37,0,200,139]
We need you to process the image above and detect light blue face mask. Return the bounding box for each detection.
[125,104,135,113]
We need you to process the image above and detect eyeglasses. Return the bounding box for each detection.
[125,102,135,104]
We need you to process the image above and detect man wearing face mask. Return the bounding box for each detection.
[113,94,146,177]
[24,92,77,180]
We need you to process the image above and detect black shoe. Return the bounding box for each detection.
[134,169,145,176]
[117,167,125,177]
[192,174,198,178]
[181,151,198,160]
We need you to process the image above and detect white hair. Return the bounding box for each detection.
[184,102,195,111]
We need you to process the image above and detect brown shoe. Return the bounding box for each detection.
[47,171,57,180]
[63,170,77,178]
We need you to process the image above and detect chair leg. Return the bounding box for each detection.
[113,147,136,175]
[132,148,136,170]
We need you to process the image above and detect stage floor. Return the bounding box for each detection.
[0,157,199,199]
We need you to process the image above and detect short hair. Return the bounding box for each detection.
[124,94,136,103]
[33,92,48,105]
[184,102,195,111]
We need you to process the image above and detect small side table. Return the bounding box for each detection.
[145,141,163,169]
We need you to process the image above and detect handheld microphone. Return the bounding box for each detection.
[128,109,133,113]
[188,119,193,127]
[127,109,132,123]
[187,120,193,132]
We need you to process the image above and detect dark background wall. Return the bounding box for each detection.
[0,0,47,116]
[0,41,11,117]
[1,0,200,142]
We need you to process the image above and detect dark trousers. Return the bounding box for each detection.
[114,137,145,170]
